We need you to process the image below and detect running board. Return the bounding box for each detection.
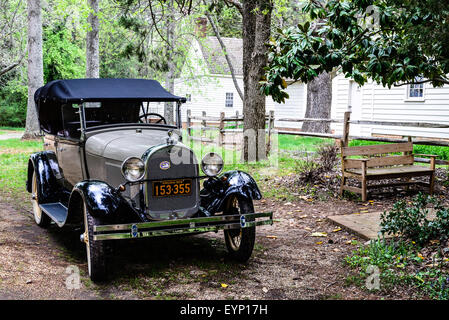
[39,202,68,227]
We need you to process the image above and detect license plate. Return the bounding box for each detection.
[152,179,192,197]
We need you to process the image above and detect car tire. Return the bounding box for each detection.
[83,202,108,282]
[31,170,51,228]
[223,196,256,262]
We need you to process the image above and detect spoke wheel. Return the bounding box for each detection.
[83,202,108,282]
[223,196,256,262]
[31,171,51,227]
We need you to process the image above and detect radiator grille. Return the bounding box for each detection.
[144,145,200,220]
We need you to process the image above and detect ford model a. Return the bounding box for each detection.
[27,78,273,281]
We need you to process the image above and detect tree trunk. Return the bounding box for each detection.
[22,0,43,140]
[164,0,175,125]
[86,0,99,78]
[241,0,272,162]
[302,71,332,133]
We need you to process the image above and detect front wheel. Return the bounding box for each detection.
[223,196,256,262]
[31,170,51,227]
[83,202,108,282]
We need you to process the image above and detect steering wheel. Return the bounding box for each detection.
[139,113,167,124]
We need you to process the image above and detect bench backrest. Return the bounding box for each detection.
[341,142,414,169]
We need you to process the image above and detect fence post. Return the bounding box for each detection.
[219,112,225,146]
[266,110,274,155]
[186,109,192,137]
[201,111,206,138]
[235,110,239,129]
[342,111,351,147]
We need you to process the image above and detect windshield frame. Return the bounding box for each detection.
[78,100,183,139]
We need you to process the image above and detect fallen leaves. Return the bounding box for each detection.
[311,232,328,237]
[266,235,278,239]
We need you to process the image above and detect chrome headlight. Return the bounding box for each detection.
[201,152,224,176]
[121,157,145,182]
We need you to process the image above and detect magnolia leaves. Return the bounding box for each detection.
[262,0,449,104]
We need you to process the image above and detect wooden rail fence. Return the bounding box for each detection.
[185,109,449,166]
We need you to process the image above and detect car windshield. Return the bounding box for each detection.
[84,101,169,128]
[57,101,173,139]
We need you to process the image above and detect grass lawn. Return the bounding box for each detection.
[0,138,43,194]
[0,134,330,204]
[2,132,447,204]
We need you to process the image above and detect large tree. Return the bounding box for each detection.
[262,0,449,105]
[22,0,43,139]
[86,0,100,78]
[223,0,273,162]
[0,0,26,78]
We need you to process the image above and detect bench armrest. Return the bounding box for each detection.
[414,154,439,158]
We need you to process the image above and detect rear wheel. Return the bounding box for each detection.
[31,171,51,227]
[83,202,108,282]
[223,196,256,262]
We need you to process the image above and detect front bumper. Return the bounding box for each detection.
[93,212,273,240]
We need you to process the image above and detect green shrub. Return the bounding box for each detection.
[345,238,449,299]
[316,143,338,172]
[0,78,27,127]
[380,193,449,246]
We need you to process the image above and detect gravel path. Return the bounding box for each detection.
[0,132,23,140]
[0,192,412,300]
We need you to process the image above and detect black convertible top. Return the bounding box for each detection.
[34,78,186,104]
[35,79,185,135]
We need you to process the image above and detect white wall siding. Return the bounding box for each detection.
[332,74,449,139]
[331,75,350,135]
[175,75,307,129]
[175,75,244,122]
[269,82,306,129]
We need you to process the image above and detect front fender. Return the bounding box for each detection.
[68,180,145,224]
[200,170,262,214]
[27,151,66,204]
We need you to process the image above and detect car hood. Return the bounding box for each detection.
[85,129,169,162]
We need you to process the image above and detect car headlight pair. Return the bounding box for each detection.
[121,152,224,182]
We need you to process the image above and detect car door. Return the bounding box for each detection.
[56,104,85,188]
[56,137,84,188]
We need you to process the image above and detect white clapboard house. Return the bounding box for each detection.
[330,76,449,140]
[172,33,449,140]
[173,36,306,130]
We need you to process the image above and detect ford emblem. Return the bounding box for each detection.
[160,161,170,170]
[131,224,138,238]
[240,215,246,228]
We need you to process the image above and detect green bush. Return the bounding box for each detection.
[380,193,449,246]
[345,238,449,299]
[0,78,27,127]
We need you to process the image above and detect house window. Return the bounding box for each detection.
[406,78,425,100]
[225,92,233,107]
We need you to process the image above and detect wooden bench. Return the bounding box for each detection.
[339,141,437,201]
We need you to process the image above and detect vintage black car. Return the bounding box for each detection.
[26,78,273,281]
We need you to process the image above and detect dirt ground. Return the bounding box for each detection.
[0,188,430,300]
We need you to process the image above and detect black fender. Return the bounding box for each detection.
[27,151,66,204]
[200,170,262,214]
[67,180,145,225]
